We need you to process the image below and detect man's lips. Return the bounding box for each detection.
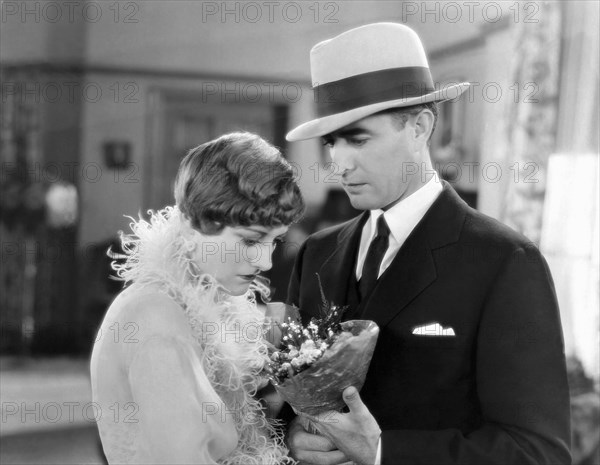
[342,179,365,185]
[342,181,367,188]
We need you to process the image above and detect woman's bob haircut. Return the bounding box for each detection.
[174,132,305,234]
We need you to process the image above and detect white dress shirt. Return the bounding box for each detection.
[356,177,443,280]
[358,178,443,465]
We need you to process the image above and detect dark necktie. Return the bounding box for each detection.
[359,215,390,301]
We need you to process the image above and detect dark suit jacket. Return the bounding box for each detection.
[287,183,571,464]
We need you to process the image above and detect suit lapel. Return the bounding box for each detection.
[361,230,437,327]
[317,212,368,307]
[361,183,468,328]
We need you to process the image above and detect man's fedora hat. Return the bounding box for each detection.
[286,23,470,141]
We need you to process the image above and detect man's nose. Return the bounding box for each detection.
[330,144,354,172]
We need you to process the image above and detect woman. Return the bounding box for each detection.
[90,132,305,464]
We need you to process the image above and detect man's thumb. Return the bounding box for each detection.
[343,386,363,413]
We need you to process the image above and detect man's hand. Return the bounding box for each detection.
[286,415,352,465]
[305,387,381,465]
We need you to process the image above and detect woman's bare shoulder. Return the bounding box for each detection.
[106,285,192,341]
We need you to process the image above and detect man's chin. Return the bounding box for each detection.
[347,194,378,211]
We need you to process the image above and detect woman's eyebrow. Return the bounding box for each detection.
[239,227,267,236]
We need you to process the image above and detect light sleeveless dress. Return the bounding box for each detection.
[90,207,291,464]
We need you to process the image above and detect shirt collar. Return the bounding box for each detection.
[368,177,443,243]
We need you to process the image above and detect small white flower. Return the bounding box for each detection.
[300,340,316,352]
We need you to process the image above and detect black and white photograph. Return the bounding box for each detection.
[1,1,599,464]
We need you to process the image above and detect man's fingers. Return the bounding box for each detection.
[342,386,366,415]
[295,448,349,465]
[288,418,337,452]
[294,430,337,451]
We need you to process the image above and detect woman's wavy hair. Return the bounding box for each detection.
[174,132,305,234]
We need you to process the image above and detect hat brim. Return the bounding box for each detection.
[286,82,471,142]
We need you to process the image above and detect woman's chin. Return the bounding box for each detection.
[223,281,251,297]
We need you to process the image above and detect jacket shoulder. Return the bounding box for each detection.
[461,207,539,253]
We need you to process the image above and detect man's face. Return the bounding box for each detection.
[322,112,425,211]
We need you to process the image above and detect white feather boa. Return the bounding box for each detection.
[113,206,293,464]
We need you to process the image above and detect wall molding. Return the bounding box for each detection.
[1,62,312,87]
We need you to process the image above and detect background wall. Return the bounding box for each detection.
[1,2,599,462]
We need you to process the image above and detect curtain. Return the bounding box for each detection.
[500,2,562,244]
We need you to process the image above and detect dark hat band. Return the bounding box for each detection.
[313,67,435,117]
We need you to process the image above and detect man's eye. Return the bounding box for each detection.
[350,138,367,146]
[242,238,260,247]
[321,138,334,148]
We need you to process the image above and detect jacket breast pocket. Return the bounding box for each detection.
[399,334,468,381]
[403,334,462,349]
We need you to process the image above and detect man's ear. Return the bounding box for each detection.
[413,109,434,146]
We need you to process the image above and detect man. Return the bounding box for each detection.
[284,23,571,464]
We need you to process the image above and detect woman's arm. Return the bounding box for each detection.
[128,334,238,464]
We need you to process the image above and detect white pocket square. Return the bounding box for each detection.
[412,322,456,336]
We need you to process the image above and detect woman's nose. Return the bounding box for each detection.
[253,243,273,272]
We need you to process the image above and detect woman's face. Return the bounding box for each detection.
[194,224,289,296]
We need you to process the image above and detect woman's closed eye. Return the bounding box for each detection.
[241,238,260,247]
[241,237,285,248]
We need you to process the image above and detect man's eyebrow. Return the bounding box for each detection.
[328,127,373,138]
